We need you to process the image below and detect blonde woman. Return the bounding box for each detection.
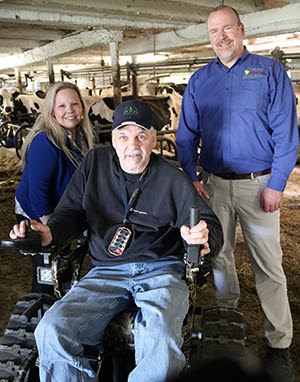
[15,82,94,293]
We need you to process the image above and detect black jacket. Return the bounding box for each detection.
[48,146,223,267]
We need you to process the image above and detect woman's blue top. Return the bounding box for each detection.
[16,132,78,222]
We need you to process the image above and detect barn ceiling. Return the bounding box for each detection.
[0,0,299,86]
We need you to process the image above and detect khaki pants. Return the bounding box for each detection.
[203,171,293,348]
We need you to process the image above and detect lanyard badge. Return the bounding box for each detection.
[108,226,132,256]
[108,165,148,256]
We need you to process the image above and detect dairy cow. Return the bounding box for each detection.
[0,89,45,151]
[139,82,187,97]
[0,89,45,123]
[88,94,182,131]
[0,89,17,119]
[88,94,182,155]
[145,89,183,149]
[156,83,187,96]
[135,84,183,140]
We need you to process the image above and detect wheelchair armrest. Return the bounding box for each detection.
[1,220,42,253]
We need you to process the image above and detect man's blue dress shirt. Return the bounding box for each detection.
[176,48,299,191]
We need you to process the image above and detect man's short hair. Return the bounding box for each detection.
[208,5,242,25]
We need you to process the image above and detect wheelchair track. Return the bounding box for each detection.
[0,293,56,382]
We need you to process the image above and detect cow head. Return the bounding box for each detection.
[0,89,19,116]
[0,89,45,123]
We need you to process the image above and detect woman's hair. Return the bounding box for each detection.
[20,81,95,167]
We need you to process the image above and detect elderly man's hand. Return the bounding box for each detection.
[10,220,53,247]
[180,220,211,257]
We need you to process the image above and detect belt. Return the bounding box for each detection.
[214,168,271,180]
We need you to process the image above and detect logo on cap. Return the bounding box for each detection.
[124,106,138,116]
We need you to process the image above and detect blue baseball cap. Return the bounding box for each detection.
[112,100,155,131]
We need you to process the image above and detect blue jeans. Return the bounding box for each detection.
[35,260,189,382]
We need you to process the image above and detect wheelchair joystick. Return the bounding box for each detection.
[1,219,42,253]
[187,206,201,265]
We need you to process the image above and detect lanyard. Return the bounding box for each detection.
[119,165,148,224]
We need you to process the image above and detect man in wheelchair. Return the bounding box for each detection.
[10,100,223,382]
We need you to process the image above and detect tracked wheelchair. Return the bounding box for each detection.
[0,208,246,382]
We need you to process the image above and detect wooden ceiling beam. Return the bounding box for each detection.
[0,25,66,41]
[0,29,123,71]
[0,4,190,30]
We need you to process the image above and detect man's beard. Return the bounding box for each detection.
[124,150,144,171]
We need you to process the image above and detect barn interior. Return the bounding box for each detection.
[0,0,300,382]
[0,0,299,94]
[0,1,300,382]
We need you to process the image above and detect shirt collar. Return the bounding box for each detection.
[215,46,250,69]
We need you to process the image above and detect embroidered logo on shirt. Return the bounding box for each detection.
[130,208,148,215]
[242,67,264,79]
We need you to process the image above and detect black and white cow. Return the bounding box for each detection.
[0,89,45,123]
[136,84,183,140]
[88,94,182,131]
[87,94,182,154]
[156,83,187,97]
[0,89,45,151]
[139,82,187,97]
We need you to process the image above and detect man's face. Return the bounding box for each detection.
[112,124,157,173]
[207,8,245,68]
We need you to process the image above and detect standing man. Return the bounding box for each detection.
[176,5,298,382]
